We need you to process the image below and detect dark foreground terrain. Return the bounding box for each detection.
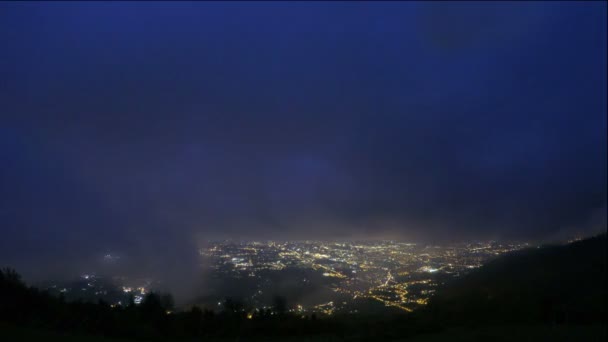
[2,235,605,341]
[2,324,607,342]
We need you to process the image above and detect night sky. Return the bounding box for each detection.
[1,2,606,279]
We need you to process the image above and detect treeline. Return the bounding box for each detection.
[0,268,359,340]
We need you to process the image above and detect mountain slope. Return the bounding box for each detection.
[423,234,607,325]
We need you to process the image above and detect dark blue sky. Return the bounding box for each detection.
[0,2,606,275]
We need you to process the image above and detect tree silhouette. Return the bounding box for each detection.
[223,297,244,314]
[0,267,24,287]
[273,295,287,316]
[161,293,174,311]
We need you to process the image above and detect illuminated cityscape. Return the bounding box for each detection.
[197,240,531,315]
[40,240,531,316]
[43,273,155,308]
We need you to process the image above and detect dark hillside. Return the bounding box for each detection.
[423,235,607,326]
